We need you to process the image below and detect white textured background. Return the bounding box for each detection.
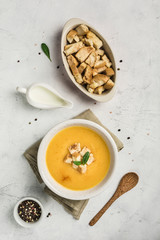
[0,0,160,239]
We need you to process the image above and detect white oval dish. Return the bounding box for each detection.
[61,18,116,102]
[13,197,44,228]
[37,119,117,200]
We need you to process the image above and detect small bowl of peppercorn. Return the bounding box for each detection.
[13,197,44,228]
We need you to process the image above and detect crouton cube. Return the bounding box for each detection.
[78,35,84,41]
[89,81,99,89]
[72,163,78,169]
[67,54,78,66]
[75,47,94,63]
[94,60,106,68]
[90,74,109,88]
[68,143,81,155]
[86,31,103,49]
[78,62,87,74]
[64,153,73,164]
[64,44,72,50]
[64,41,83,56]
[104,79,115,89]
[82,38,93,47]
[78,164,87,174]
[106,67,115,77]
[72,152,81,162]
[73,35,79,42]
[102,55,112,68]
[96,66,106,73]
[96,49,104,56]
[93,74,109,83]
[93,69,98,76]
[96,55,100,62]
[67,30,78,43]
[80,147,91,156]
[87,85,94,94]
[67,55,83,84]
[87,153,94,165]
[85,51,96,67]
[83,65,93,84]
[94,86,105,95]
[74,73,83,84]
[76,24,89,36]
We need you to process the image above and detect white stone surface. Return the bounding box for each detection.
[0,0,160,239]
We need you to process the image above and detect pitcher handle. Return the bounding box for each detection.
[16,87,27,94]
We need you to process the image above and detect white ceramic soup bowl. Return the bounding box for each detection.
[61,18,116,102]
[37,119,117,200]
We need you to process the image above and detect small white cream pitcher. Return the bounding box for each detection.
[16,83,73,109]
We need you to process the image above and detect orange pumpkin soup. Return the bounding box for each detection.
[46,126,110,190]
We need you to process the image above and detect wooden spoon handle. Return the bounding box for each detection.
[89,193,118,226]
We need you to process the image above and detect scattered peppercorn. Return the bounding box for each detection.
[18,200,41,223]
[38,52,41,55]
[94,102,96,105]
[17,60,20,63]
[57,66,60,69]
[127,137,130,140]
[117,68,120,71]
[34,118,37,121]
[118,129,121,131]
[46,212,51,217]
[119,60,123,63]
[29,122,31,125]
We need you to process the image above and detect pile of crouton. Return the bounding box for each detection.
[64,24,115,95]
[64,143,94,174]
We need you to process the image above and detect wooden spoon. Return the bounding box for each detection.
[89,172,139,226]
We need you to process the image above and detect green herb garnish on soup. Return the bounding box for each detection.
[82,152,90,165]
[73,161,82,166]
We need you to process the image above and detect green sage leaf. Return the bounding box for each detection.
[82,152,90,165]
[73,161,82,166]
[41,43,52,61]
